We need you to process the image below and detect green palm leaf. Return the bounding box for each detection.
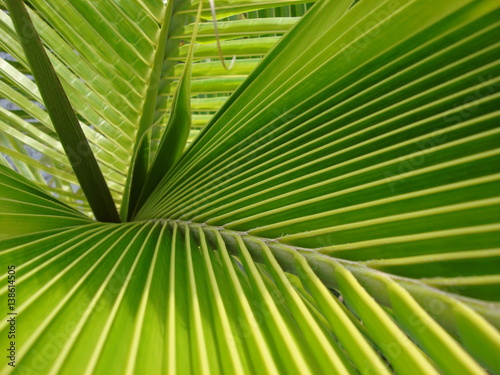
[1,0,499,374]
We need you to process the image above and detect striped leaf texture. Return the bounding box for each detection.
[2,164,498,374]
[0,0,305,214]
[1,0,500,374]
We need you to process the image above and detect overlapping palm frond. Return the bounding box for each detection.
[0,0,306,215]
[156,2,312,149]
